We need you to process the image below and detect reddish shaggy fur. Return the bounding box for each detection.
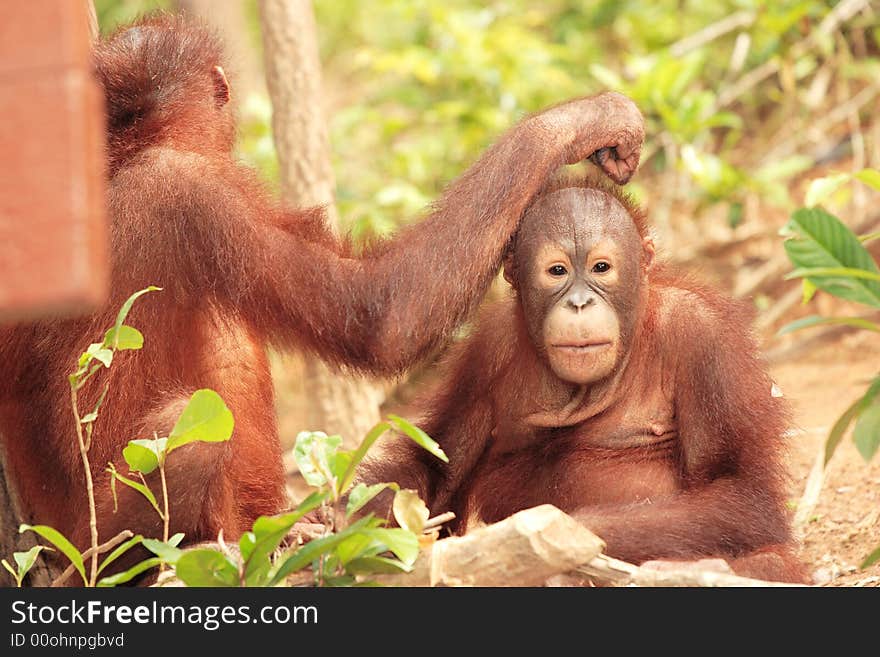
[0,14,644,563]
[360,191,807,584]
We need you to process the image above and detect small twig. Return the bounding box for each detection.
[51,530,134,587]
[85,0,99,42]
[757,286,804,332]
[70,385,100,587]
[422,511,456,533]
[158,461,170,572]
[794,443,828,537]
[669,10,756,58]
[576,553,806,587]
[715,0,870,110]
[762,83,880,163]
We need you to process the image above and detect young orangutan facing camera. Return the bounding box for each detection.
[358,179,807,583]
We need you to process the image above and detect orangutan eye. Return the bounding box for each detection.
[592,261,611,274]
[548,264,568,277]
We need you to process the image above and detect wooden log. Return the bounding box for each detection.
[376,504,605,587]
[574,554,806,587]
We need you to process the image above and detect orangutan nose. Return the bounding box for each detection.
[566,289,595,311]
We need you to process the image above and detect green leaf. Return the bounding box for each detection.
[241,491,329,586]
[330,451,354,496]
[293,431,343,488]
[97,557,162,587]
[1,559,17,585]
[80,384,110,425]
[853,402,880,462]
[804,173,850,207]
[346,556,412,575]
[338,421,392,494]
[86,343,114,368]
[167,389,234,452]
[19,525,86,586]
[777,315,880,336]
[103,325,144,351]
[122,438,166,474]
[269,515,376,586]
[388,415,448,463]
[801,278,817,304]
[392,489,429,534]
[825,377,880,465]
[346,482,397,518]
[861,544,880,569]
[97,535,144,576]
[112,287,161,337]
[785,267,880,282]
[589,63,623,88]
[269,534,345,585]
[175,549,240,587]
[855,168,880,191]
[334,533,381,566]
[106,462,160,514]
[10,546,49,585]
[782,207,880,308]
[361,527,419,566]
[142,539,184,564]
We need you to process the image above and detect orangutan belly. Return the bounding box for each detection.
[462,422,679,524]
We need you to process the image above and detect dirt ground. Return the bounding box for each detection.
[771,328,880,587]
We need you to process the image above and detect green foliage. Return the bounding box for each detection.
[781,171,880,569]
[781,207,880,308]
[20,525,87,585]
[1,546,50,588]
[5,287,231,587]
[94,0,173,33]
[308,0,859,236]
[173,419,443,587]
[96,2,876,236]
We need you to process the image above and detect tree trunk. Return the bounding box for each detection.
[256,0,383,449]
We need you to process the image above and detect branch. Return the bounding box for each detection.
[51,530,134,587]
[715,0,870,110]
[669,11,755,58]
[85,1,99,41]
[422,511,456,533]
[575,554,806,587]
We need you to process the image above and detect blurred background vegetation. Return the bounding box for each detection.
[95,0,879,258]
[92,0,880,585]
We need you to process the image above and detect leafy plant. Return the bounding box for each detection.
[21,286,163,586]
[1,546,50,588]
[779,168,880,568]
[3,287,231,587]
[170,415,448,587]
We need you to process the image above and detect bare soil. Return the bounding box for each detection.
[772,328,880,586]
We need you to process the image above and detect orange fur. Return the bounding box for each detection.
[360,193,808,584]
[0,14,644,574]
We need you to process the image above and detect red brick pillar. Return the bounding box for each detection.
[0,1,107,321]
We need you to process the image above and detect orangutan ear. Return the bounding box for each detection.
[642,236,655,274]
[212,65,230,107]
[502,250,517,288]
